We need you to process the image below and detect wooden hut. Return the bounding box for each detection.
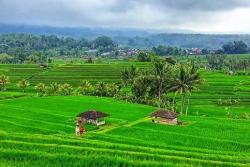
[38,64,48,68]
[76,110,109,126]
[151,109,178,125]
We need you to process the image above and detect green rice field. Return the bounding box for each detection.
[0,62,249,166]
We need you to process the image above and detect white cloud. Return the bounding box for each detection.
[0,0,250,33]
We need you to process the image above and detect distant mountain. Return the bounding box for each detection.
[117,34,250,49]
[1,23,250,49]
[0,23,154,39]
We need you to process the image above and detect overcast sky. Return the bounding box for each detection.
[1,0,250,33]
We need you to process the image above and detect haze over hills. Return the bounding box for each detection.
[1,23,250,49]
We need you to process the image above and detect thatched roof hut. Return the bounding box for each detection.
[151,109,178,125]
[77,110,109,126]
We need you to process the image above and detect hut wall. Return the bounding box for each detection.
[152,117,177,125]
[83,118,105,126]
[160,118,178,125]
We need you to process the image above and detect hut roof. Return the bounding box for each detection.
[39,64,48,68]
[77,110,109,120]
[151,109,178,119]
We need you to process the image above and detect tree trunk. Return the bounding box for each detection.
[172,94,176,112]
[157,78,163,108]
[185,96,190,116]
[180,94,186,115]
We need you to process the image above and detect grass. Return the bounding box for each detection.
[0,95,249,166]
[0,61,249,166]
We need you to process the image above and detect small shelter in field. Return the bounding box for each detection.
[76,110,109,126]
[38,64,48,68]
[150,109,178,125]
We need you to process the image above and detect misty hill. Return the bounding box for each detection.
[117,34,250,49]
[1,24,250,49]
[0,24,153,39]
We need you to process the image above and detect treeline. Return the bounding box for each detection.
[119,60,202,115]
[222,41,249,54]
[123,33,250,48]
[0,59,202,116]
[0,34,116,63]
[152,45,187,56]
[206,55,250,72]
[0,75,121,98]
[151,40,249,56]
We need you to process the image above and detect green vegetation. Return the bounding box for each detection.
[0,34,116,63]
[0,55,249,166]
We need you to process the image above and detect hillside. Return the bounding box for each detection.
[118,34,250,49]
[0,62,250,166]
[1,24,250,49]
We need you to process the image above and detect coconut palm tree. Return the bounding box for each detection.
[95,82,107,96]
[169,64,202,115]
[59,83,73,96]
[132,75,152,102]
[49,82,60,95]
[78,80,92,95]
[17,79,30,92]
[106,83,120,97]
[121,65,137,85]
[152,60,169,102]
[35,83,46,96]
[121,69,130,85]
[0,75,10,91]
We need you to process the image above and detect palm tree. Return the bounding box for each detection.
[0,75,10,91]
[132,75,152,102]
[106,83,120,97]
[78,80,92,95]
[152,60,169,102]
[49,82,60,95]
[121,65,137,85]
[17,79,30,92]
[169,64,202,115]
[35,83,46,96]
[95,82,107,96]
[121,69,130,85]
[59,83,73,96]
[129,65,137,82]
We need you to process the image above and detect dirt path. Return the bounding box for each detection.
[95,117,150,134]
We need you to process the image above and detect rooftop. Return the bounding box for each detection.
[77,110,109,120]
[151,109,178,119]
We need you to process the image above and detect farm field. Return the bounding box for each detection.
[0,63,151,90]
[0,62,250,166]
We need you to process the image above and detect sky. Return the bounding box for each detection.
[1,0,250,34]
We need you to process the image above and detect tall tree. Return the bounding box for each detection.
[121,65,137,85]
[169,64,202,115]
[222,41,248,54]
[152,60,169,104]
[132,75,152,102]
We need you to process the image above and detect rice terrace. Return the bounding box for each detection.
[1,1,250,166]
[0,58,250,166]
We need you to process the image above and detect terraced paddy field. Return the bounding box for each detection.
[0,96,249,167]
[0,63,151,87]
[0,63,250,166]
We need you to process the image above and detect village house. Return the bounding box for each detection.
[150,109,178,125]
[76,110,109,126]
[187,48,202,55]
